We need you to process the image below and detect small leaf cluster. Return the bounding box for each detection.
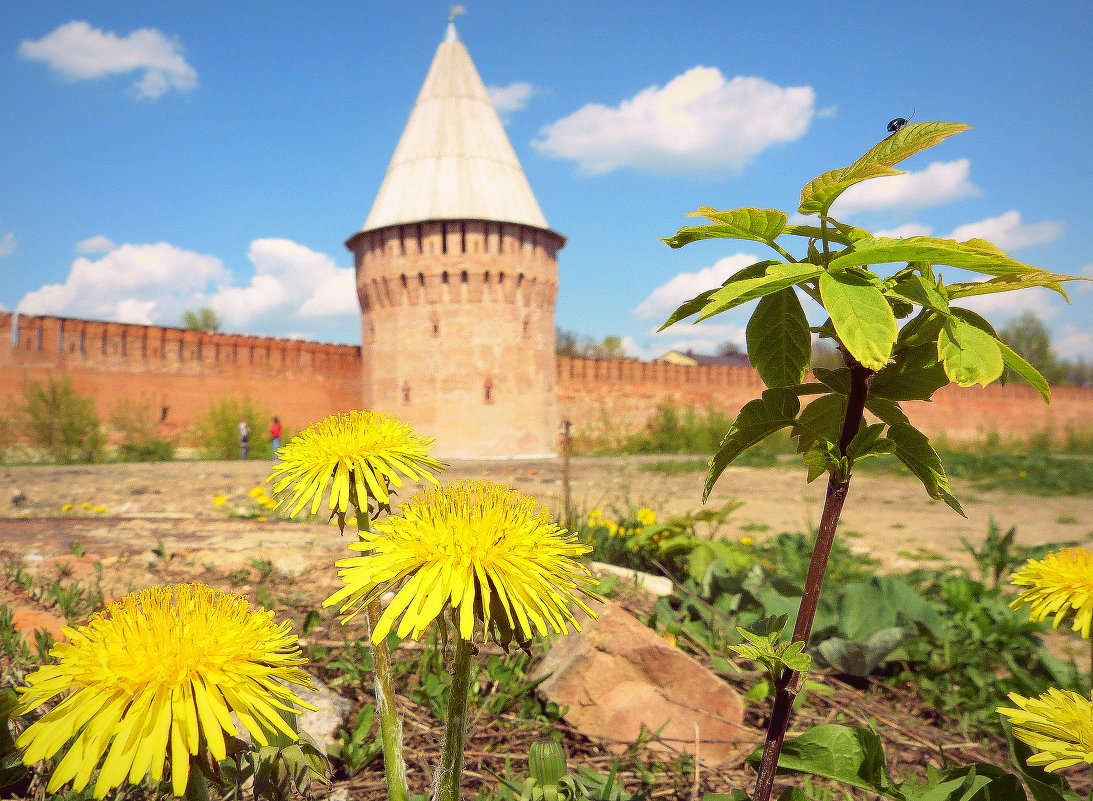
[661,121,1087,509]
[730,614,811,687]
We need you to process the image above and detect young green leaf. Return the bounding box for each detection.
[705,388,800,501]
[747,287,811,388]
[946,271,1081,302]
[697,264,824,323]
[827,236,1035,276]
[869,343,950,401]
[661,206,788,248]
[800,121,971,215]
[820,271,898,370]
[995,339,1050,403]
[658,260,780,330]
[937,318,1004,387]
[886,422,964,516]
[793,393,847,454]
[890,274,951,314]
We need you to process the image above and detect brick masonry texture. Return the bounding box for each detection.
[2,311,1091,454]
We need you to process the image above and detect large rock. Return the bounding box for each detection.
[530,601,750,766]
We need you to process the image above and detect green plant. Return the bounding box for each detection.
[21,376,104,463]
[328,704,383,777]
[109,395,176,462]
[658,119,1086,801]
[192,395,273,460]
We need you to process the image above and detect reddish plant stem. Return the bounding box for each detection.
[752,363,874,801]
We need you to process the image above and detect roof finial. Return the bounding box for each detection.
[446,5,465,41]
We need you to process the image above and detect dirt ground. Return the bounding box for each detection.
[1,456,1090,587]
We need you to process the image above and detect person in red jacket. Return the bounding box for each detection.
[269,417,282,460]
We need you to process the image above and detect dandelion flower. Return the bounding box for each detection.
[248,486,266,499]
[997,688,1093,772]
[14,583,315,798]
[60,504,74,513]
[324,482,602,644]
[1009,547,1093,637]
[268,410,445,518]
[741,536,755,546]
[636,507,657,527]
[212,495,228,507]
[81,502,93,510]
[91,506,107,515]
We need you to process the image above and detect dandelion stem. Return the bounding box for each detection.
[752,361,873,801]
[433,636,476,801]
[358,509,410,801]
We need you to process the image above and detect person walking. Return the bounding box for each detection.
[269,416,282,460]
[238,418,250,460]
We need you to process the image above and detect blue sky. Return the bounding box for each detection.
[3,2,1092,360]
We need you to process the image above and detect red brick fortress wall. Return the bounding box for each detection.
[556,356,1093,447]
[0,312,362,444]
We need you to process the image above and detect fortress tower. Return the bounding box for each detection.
[346,17,564,458]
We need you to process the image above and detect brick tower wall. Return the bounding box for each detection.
[0,312,361,444]
[348,219,563,459]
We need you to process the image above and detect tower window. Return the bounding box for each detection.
[461,270,468,283]
[430,313,440,337]
[402,382,411,404]
[522,314,531,339]
[484,378,494,404]
[441,271,449,284]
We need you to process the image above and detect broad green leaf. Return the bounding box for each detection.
[903,764,1025,801]
[846,422,895,463]
[747,287,810,387]
[820,271,898,370]
[697,264,824,322]
[870,343,950,401]
[891,274,950,314]
[947,271,1081,302]
[995,339,1050,403]
[865,397,910,426]
[816,627,907,677]
[887,422,964,516]
[800,121,971,214]
[662,207,788,248]
[747,724,904,800]
[794,393,847,453]
[938,318,1004,388]
[828,236,1035,276]
[705,388,800,501]
[813,366,851,395]
[897,309,946,348]
[803,442,842,483]
[659,260,780,330]
[781,224,854,246]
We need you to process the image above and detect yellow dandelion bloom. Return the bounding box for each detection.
[604,520,618,537]
[997,688,1093,772]
[324,482,602,644]
[636,507,657,527]
[13,583,315,798]
[60,504,74,513]
[212,495,228,507]
[741,536,755,546]
[259,499,277,510]
[588,508,603,522]
[1009,547,1093,637]
[248,486,266,499]
[81,502,93,510]
[268,410,445,518]
[91,506,107,515]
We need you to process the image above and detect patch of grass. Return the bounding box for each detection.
[861,449,1093,496]
[1056,514,1078,525]
[639,459,708,475]
[739,522,770,533]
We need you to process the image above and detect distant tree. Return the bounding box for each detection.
[182,307,222,332]
[555,327,586,358]
[998,311,1066,385]
[810,338,843,370]
[592,335,626,360]
[716,341,747,359]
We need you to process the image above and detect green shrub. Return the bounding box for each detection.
[110,396,176,462]
[192,396,272,460]
[22,376,104,463]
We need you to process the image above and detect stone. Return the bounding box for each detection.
[530,601,750,766]
[294,673,352,754]
[10,489,27,507]
[590,562,674,597]
[10,607,67,645]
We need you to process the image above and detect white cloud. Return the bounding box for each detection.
[17,242,227,322]
[873,223,933,239]
[16,237,358,333]
[948,210,1064,250]
[486,82,535,115]
[954,285,1059,320]
[1055,329,1093,361]
[0,231,15,258]
[18,21,197,99]
[75,235,116,254]
[212,238,357,324]
[533,67,814,175]
[633,253,760,321]
[646,321,748,360]
[832,159,979,215]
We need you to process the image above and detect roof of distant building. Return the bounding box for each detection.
[656,349,751,368]
[360,20,550,233]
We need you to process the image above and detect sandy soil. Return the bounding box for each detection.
[1,456,1090,590]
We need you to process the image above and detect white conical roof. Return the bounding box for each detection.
[361,23,550,232]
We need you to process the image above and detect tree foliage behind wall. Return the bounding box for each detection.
[192,396,272,460]
[22,376,104,463]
